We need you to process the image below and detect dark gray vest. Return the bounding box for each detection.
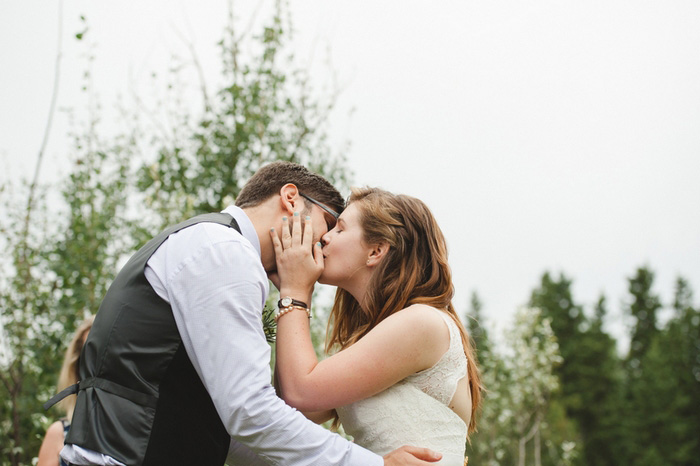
[65,213,241,466]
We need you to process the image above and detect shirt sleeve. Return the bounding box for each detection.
[226,438,269,465]
[163,236,382,466]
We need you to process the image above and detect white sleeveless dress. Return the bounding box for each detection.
[336,310,469,465]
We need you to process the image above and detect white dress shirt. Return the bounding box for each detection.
[61,206,381,466]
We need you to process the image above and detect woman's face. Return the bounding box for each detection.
[319,203,371,288]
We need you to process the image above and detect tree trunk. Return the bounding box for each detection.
[11,382,21,466]
[519,411,542,466]
[535,425,541,466]
[518,436,526,466]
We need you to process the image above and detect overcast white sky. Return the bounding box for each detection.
[2,1,699,344]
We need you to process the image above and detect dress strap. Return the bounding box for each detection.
[430,308,462,351]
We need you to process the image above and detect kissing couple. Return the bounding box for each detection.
[55,161,481,466]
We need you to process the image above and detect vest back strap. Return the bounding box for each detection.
[45,377,158,410]
[43,383,80,410]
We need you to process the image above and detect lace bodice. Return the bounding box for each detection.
[337,310,468,465]
[404,310,468,405]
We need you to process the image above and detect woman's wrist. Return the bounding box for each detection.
[276,293,313,322]
[278,289,313,305]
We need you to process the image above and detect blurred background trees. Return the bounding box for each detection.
[1,2,699,465]
[466,267,700,466]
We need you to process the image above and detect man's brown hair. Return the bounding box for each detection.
[236,162,344,215]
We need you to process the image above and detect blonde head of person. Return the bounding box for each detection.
[37,316,94,466]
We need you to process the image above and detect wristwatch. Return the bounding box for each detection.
[275,296,312,322]
[277,297,308,309]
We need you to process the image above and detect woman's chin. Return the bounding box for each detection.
[318,274,335,286]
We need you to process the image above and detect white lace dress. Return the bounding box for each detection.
[336,310,469,465]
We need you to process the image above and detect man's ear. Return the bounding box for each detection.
[367,241,390,267]
[279,183,303,215]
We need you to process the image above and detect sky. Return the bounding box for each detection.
[2,0,699,345]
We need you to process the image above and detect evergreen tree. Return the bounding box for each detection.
[666,277,700,464]
[464,291,504,465]
[625,266,661,373]
[621,266,663,464]
[579,296,626,466]
[579,295,624,465]
[529,273,584,459]
[530,273,585,417]
[530,273,625,465]
[671,278,700,464]
[466,290,490,356]
[634,278,700,465]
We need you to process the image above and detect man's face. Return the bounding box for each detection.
[265,201,334,289]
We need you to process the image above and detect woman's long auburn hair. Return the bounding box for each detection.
[326,187,482,434]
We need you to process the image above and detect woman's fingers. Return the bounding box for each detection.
[281,216,292,249]
[276,213,319,268]
[292,212,302,245]
[303,215,314,248]
[276,214,308,253]
[313,241,324,269]
[270,227,282,254]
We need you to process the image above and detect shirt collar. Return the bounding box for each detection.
[221,205,261,258]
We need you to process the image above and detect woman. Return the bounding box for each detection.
[271,187,482,465]
[37,316,94,466]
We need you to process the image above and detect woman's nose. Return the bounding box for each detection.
[321,231,330,246]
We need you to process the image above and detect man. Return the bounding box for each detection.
[56,162,441,465]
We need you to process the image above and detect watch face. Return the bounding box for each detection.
[281,297,292,307]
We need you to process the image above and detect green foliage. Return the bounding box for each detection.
[578,296,626,466]
[467,306,573,466]
[262,304,277,344]
[465,294,514,465]
[468,271,699,466]
[0,107,140,466]
[625,266,662,373]
[466,291,491,356]
[530,272,586,419]
[0,183,63,465]
[620,266,663,463]
[136,2,350,232]
[50,114,138,325]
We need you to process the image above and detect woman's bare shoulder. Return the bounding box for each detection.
[379,304,451,361]
[388,303,448,328]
